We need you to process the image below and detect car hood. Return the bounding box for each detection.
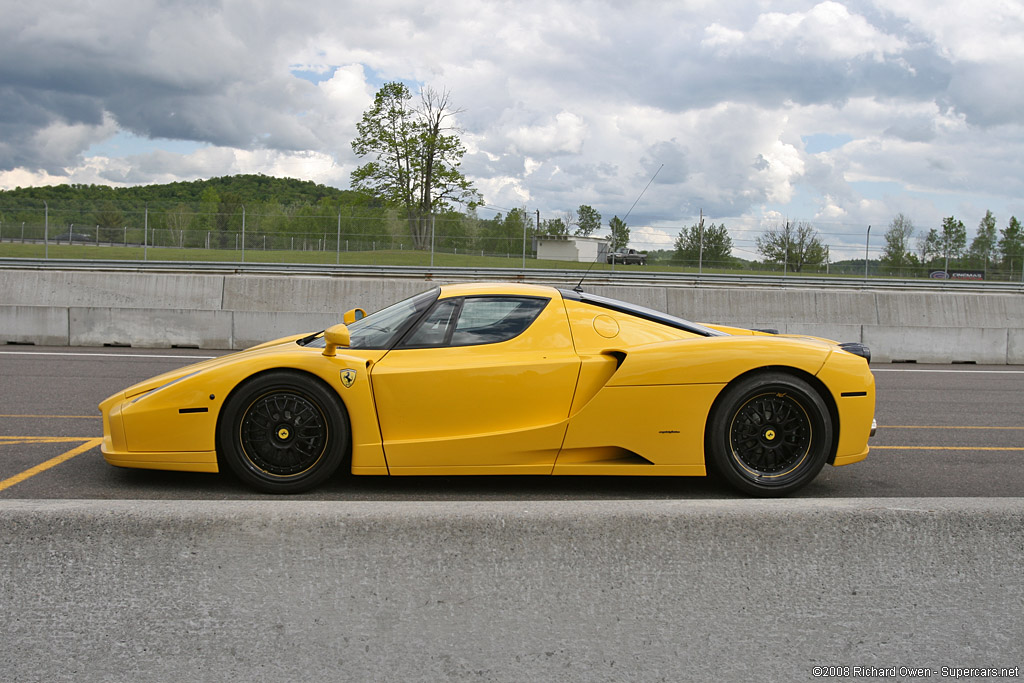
[118,334,306,400]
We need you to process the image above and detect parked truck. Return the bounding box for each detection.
[606,248,647,265]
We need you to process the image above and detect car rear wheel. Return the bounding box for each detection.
[219,371,349,493]
[707,372,832,497]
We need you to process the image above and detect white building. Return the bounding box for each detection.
[535,235,610,263]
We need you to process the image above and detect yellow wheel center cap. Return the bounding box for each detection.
[764,429,776,441]
[277,428,290,440]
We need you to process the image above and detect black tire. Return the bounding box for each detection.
[706,372,832,497]
[218,370,349,493]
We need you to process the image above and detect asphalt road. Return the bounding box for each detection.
[1,346,1022,500]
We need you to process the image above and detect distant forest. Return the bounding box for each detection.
[0,174,536,256]
[0,174,380,226]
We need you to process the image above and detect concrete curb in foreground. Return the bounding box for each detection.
[2,498,1022,682]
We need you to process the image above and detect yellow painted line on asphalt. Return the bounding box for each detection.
[0,437,102,493]
[0,436,98,443]
[0,414,100,419]
[0,350,218,360]
[882,425,1024,430]
[873,446,1024,451]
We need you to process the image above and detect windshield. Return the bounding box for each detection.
[302,288,440,350]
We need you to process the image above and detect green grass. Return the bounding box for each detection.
[0,241,886,278]
[0,242,672,272]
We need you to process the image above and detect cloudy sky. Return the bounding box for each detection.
[3,0,1023,259]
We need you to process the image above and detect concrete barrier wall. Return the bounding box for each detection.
[1,499,1021,682]
[0,269,225,309]
[2,269,1023,362]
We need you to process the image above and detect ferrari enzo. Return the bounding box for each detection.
[99,282,875,496]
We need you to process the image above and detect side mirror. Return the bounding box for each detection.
[322,323,351,357]
[343,308,367,325]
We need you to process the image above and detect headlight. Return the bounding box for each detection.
[839,342,871,362]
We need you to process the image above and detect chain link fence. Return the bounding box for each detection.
[1,206,1021,280]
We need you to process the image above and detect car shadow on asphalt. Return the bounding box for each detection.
[98,466,748,500]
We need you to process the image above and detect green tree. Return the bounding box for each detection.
[919,227,942,265]
[215,192,243,249]
[480,208,531,255]
[164,203,194,248]
[673,220,733,267]
[542,217,569,236]
[434,210,473,253]
[95,200,125,242]
[755,220,827,272]
[608,215,629,251]
[880,213,917,275]
[197,186,220,238]
[351,82,481,249]
[938,216,967,267]
[999,216,1023,275]
[575,205,601,237]
[969,210,998,270]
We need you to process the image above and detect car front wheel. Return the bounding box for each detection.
[707,372,832,496]
[219,371,349,493]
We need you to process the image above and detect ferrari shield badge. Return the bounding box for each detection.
[340,368,357,388]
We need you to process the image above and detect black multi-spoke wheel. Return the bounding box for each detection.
[707,372,832,496]
[219,371,349,493]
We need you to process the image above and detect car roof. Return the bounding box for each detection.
[437,282,562,299]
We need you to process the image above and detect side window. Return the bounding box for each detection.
[401,299,460,348]
[398,296,549,348]
[450,297,548,346]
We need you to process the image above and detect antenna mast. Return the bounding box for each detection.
[574,164,664,292]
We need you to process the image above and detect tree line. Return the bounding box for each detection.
[880,211,1024,276]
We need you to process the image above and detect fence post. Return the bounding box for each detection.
[864,225,871,279]
[522,216,526,269]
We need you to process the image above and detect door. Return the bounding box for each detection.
[370,295,580,473]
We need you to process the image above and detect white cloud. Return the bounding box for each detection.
[632,225,676,249]
[506,112,588,158]
[1,0,1022,255]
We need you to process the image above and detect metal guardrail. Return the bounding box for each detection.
[2,257,1023,294]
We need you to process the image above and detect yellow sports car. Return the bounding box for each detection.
[99,282,875,496]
